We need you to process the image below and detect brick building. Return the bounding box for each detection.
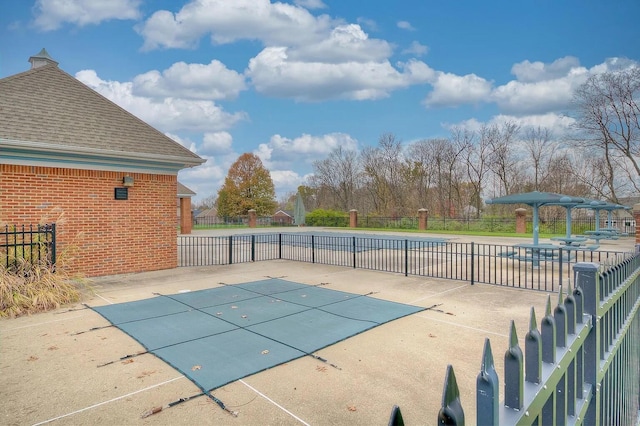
[0,49,204,277]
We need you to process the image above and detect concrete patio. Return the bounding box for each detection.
[2,229,635,425]
[1,258,558,426]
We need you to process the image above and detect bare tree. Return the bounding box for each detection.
[523,126,557,191]
[571,150,628,202]
[311,146,360,211]
[405,139,437,211]
[487,122,521,196]
[573,66,640,198]
[360,133,409,216]
[427,138,467,217]
[456,126,489,218]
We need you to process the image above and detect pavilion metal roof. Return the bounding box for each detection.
[486,191,588,207]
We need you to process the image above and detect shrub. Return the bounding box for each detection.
[306,209,348,227]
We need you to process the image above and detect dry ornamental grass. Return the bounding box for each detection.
[0,258,85,318]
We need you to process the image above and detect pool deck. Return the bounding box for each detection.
[1,229,635,426]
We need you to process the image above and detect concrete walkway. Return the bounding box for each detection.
[1,228,634,425]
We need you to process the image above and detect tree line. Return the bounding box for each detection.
[207,67,639,219]
[301,67,640,218]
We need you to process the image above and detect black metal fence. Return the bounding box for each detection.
[178,233,633,291]
[1,224,56,269]
[193,216,297,228]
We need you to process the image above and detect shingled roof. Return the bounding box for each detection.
[0,50,204,174]
[177,182,196,197]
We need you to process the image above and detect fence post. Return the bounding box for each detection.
[404,239,408,277]
[50,223,57,266]
[251,235,255,262]
[228,235,233,265]
[278,233,282,259]
[311,235,315,264]
[470,242,475,285]
[352,236,356,268]
[573,262,600,425]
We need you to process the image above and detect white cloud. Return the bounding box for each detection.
[446,112,576,138]
[255,133,358,169]
[33,0,141,31]
[178,158,226,199]
[492,113,577,136]
[293,0,327,9]
[397,21,415,31]
[132,60,246,100]
[201,132,233,155]
[490,57,640,115]
[424,72,492,107]
[487,56,590,114]
[287,24,392,63]
[75,69,246,133]
[402,41,428,57]
[136,1,437,102]
[491,56,589,115]
[270,170,304,196]
[137,0,336,50]
[588,57,638,74]
[491,75,587,115]
[247,48,434,101]
[421,57,639,114]
[511,56,581,83]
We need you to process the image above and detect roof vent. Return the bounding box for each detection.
[28,48,59,69]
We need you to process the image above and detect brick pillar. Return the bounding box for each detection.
[515,208,527,234]
[349,209,358,228]
[633,203,640,246]
[179,197,192,234]
[248,209,257,228]
[418,208,428,230]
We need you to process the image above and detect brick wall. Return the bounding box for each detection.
[0,164,178,277]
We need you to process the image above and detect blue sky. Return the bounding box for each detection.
[2,0,639,203]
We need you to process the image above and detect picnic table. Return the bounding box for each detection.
[583,230,619,242]
[550,236,588,248]
[510,243,561,265]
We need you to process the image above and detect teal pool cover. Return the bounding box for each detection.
[92,278,424,394]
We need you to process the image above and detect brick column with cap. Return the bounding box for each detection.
[248,209,257,228]
[179,197,192,234]
[515,208,527,234]
[349,209,358,228]
[418,208,428,230]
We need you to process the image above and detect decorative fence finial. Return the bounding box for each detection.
[476,338,498,425]
[504,320,523,410]
[525,306,542,384]
[438,365,465,425]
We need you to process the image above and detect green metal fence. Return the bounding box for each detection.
[389,255,640,424]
